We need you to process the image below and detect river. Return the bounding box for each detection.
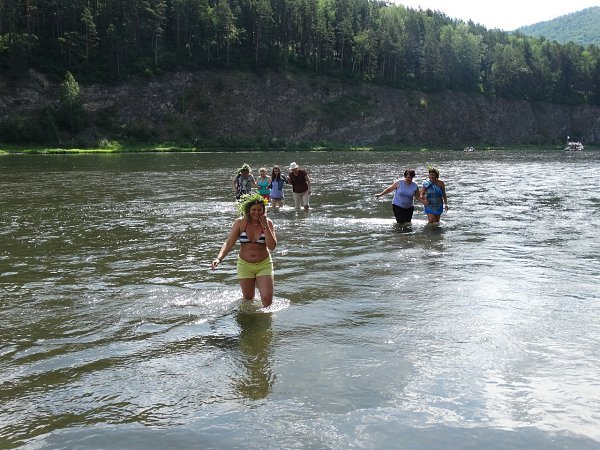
[1,150,599,449]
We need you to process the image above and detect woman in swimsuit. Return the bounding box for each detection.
[420,167,448,224]
[256,167,271,201]
[211,193,277,307]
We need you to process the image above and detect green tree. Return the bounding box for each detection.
[215,0,240,67]
[59,71,85,132]
[81,6,99,62]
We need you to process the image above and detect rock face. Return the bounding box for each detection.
[1,70,599,146]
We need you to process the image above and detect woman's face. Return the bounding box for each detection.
[260,170,266,177]
[273,168,280,175]
[405,171,415,181]
[428,172,437,181]
[248,203,264,220]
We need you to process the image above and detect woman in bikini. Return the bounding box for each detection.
[211,193,277,307]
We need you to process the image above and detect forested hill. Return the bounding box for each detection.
[2,1,600,148]
[518,7,600,46]
[1,0,600,107]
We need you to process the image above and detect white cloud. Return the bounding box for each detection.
[397,1,600,30]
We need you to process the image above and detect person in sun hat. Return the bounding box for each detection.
[211,193,277,307]
[287,162,311,210]
[375,168,426,224]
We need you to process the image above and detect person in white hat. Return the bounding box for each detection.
[287,162,311,210]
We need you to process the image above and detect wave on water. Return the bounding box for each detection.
[236,296,290,314]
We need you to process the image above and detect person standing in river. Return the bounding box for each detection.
[375,168,426,224]
[269,165,288,208]
[288,162,311,210]
[211,193,277,307]
[420,167,448,224]
[256,167,271,201]
[233,164,258,200]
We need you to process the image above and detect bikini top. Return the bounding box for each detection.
[239,221,266,244]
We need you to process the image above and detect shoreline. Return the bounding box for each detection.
[0,144,585,155]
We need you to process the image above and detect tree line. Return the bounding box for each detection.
[1,0,600,106]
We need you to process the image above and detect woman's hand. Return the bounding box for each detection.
[258,213,269,229]
[211,258,221,270]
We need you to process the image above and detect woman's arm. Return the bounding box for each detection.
[265,219,277,251]
[211,220,240,269]
[305,173,311,193]
[441,181,448,210]
[375,181,398,198]
[419,186,429,205]
[414,186,426,204]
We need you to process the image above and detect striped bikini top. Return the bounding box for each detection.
[239,221,266,244]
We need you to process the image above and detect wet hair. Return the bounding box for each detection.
[404,169,416,178]
[428,168,440,178]
[237,193,267,218]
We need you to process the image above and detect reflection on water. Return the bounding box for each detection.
[1,150,600,449]
[235,312,274,400]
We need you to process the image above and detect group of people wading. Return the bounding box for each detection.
[211,162,311,307]
[213,163,448,308]
[232,162,311,211]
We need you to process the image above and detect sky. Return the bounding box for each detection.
[397,1,600,31]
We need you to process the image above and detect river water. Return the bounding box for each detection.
[1,150,599,449]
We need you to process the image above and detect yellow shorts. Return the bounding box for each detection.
[237,256,273,279]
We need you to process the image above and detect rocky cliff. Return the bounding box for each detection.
[1,70,599,147]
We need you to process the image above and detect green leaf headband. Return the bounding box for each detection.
[237,193,268,216]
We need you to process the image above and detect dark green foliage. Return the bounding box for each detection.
[0,0,598,107]
[518,7,600,46]
[0,108,60,145]
[58,71,86,132]
[119,121,159,143]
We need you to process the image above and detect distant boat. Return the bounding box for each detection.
[564,141,584,151]
[463,146,475,152]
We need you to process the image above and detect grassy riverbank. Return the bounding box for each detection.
[0,144,424,154]
[0,143,574,155]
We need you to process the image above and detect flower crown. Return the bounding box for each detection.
[237,193,268,216]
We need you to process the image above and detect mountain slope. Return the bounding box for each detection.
[2,70,599,147]
[518,7,600,46]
